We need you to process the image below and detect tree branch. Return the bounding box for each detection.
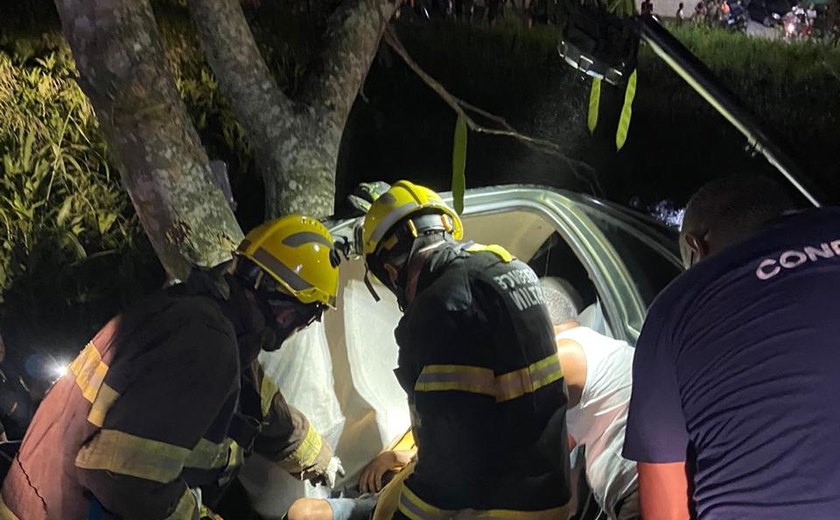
[187,0,298,147]
[382,26,598,189]
[303,0,401,129]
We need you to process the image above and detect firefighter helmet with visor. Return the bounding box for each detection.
[362,181,463,302]
[362,180,463,257]
[233,215,339,310]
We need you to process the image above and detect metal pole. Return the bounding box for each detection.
[638,15,821,207]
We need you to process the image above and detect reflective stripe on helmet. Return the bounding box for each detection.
[282,231,334,249]
[369,201,422,252]
[251,247,313,293]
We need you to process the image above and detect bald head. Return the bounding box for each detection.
[680,174,796,268]
[540,277,582,326]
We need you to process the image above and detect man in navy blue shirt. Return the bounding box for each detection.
[623,174,840,520]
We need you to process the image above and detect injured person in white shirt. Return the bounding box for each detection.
[540,277,640,520]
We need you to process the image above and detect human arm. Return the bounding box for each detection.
[359,448,416,493]
[638,462,691,520]
[75,311,240,520]
[623,302,692,520]
[249,363,336,485]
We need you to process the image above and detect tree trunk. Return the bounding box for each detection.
[55,0,243,279]
[187,0,398,219]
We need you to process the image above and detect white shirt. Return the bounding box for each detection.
[560,326,637,519]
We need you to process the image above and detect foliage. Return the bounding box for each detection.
[451,115,468,214]
[0,43,161,351]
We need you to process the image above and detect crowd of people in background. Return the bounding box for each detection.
[395,0,839,42]
[396,0,563,27]
[688,0,834,39]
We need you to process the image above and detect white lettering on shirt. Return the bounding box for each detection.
[779,250,808,269]
[756,239,840,280]
[756,259,781,280]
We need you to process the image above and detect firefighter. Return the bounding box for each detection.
[361,181,572,519]
[1,215,343,520]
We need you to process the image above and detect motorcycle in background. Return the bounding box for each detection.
[782,5,813,40]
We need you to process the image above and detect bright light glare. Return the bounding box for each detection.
[52,362,69,379]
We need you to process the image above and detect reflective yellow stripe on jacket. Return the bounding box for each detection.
[397,481,571,520]
[414,354,563,403]
[398,484,453,520]
[163,488,199,520]
[71,343,243,484]
[185,437,243,472]
[76,429,190,483]
[495,354,563,402]
[69,342,120,427]
[414,365,495,397]
[295,422,324,465]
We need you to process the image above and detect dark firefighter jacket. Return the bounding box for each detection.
[0,272,330,520]
[391,244,572,519]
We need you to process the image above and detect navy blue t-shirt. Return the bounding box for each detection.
[624,207,840,520]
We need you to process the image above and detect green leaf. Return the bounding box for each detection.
[616,70,638,151]
[2,154,15,175]
[56,197,73,226]
[451,115,468,215]
[98,212,118,235]
[588,78,601,134]
[64,231,87,260]
[21,131,35,171]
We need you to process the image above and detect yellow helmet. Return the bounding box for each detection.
[361,180,463,257]
[235,215,339,308]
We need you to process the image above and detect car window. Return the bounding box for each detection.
[583,211,683,309]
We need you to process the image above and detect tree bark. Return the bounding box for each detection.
[55,0,243,279]
[187,0,398,219]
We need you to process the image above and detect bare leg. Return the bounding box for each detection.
[287,498,335,520]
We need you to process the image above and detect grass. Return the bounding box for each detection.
[639,25,840,130]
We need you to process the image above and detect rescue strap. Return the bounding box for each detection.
[414,354,563,403]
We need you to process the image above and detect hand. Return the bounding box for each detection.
[359,450,413,493]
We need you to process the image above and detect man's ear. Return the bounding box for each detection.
[683,232,709,265]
